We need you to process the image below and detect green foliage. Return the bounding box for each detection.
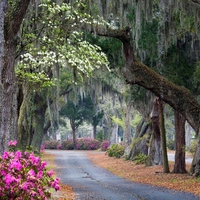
[107,143,125,158]
[162,45,195,91]
[96,130,104,142]
[134,153,149,165]
[60,100,83,129]
[60,140,74,150]
[167,139,175,150]
[17,1,109,90]
[131,112,142,127]
[92,110,104,127]
[189,139,197,155]
[111,116,125,130]
[26,145,40,156]
[129,85,149,106]
[60,95,96,129]
[138,21,158,61]
[86,34,124,70]
[131,135,148,148]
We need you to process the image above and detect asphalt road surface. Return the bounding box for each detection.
[46,150,200,200]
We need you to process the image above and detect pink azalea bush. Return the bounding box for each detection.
[0,141,60,200]
[60,139,74,150]
[100,140,110,151]
[43,138,101,150]
[42,140,60,149]
[76,138,101,150]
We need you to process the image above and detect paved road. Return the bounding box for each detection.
[46,150,199,200]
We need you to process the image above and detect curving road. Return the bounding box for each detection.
[46,150,200,200]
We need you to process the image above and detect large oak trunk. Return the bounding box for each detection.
[173,110,187,173]
[158,98,170,173]
[128,119,150,160]
[31,93,47,151]
[0,0,31,154]
[148,98,162,166]
[124,102,132,156]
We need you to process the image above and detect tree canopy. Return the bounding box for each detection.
[1,0,200,177]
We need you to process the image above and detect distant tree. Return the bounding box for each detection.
[92,110,104,139]
[60,95,96,148]
[60,100,82,149]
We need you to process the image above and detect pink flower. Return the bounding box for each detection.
[30,191,37,197]
[15,151,22,159]
[4,174,15,185]
[28,169,36,177]
[10,160,22,171]
[2,151,9,159]
[47,169,54,177]
[37,171,43,179]
[20,182,29,191]
[40,161,47,169]
[8,140,17,146]
[29,153,40,165]
[54,184,60,191]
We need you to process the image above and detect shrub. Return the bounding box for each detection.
[96,130,103,142]
[189,139,197,155]
[26,145,40,155]
[76,138,101,150]
[60,139,74,150]
[100,140,110,151]
[134,153,149,165]
[107,143,125,158]
[44,138,103,150]
[0,141,60,200]
[167,139,175,150]
[42,140,59,149]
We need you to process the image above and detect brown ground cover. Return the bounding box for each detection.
[87,151,200,197]
[43,151,200,199]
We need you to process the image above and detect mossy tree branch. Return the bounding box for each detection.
[97,27,200,133]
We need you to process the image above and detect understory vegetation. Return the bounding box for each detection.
[0,141,60,200]
[107,143,125,158]
[43,139,110,151]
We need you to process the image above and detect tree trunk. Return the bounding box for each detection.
[70,119,76,149]
[0,0,30,154]
[185,122,192,150]
[17,84,32,152]
[0,1,6,78]
[158,98,170,173]
[190,128,200,176]
[31,109,45,151]
[0,0,6,153]
[0,39,16,153]
[128,119,151,160]
[148,98,162,166]
[93,124,97,139]
[110,123,118,145]
[173,110,187,173]
[124,102,132,156]
[31,92,47,151]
